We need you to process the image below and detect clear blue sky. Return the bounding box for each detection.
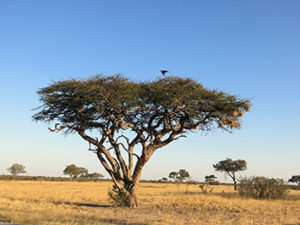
[0,0,299,182]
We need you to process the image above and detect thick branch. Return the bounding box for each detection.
[108,135,129,177]
[78,130,122,178]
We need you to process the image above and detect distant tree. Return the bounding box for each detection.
[178,169,190,182]
[79,167,89,179]
[169,171,178,181]
[89,172,104,181]
[63,164,82,180]
[33,74,250,207]
[162,177,168,182]
[7,164,26,176]
[205,175,218,185]
[213,158,247,190]
[169,169,190,182]
[288,175,300,189]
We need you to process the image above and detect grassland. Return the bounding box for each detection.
[0,180,299,225]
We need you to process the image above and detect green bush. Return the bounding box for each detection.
[238,176,287,199]
[108,185,127,207]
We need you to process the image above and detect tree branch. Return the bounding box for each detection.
[48,123,75,132]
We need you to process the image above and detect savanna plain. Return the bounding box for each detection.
[0,180,299,225]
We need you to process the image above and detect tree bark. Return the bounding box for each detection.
[125,187,139,208]
[233,175,237,190]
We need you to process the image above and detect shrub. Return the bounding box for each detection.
[108,185,127,207]
[238,176,288,199]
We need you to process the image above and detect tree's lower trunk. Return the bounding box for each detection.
[125,189,139,208]
[112,180,140,208]
[233,181,237,190]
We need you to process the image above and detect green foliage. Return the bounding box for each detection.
[88,172,104,181]
[7,164,26,176]
[169,172,178,180]
[213,158,247,173]
[78,167,89,179]
[63,164,85,179]
[205,175,218,185]
[238,176,288,199]
[288,175,300,186]
[33,74,251,135]
[108,185,127,207]
[162,177,168,182]
[169,169,190,182]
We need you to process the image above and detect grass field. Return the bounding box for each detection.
[0,180,299,225]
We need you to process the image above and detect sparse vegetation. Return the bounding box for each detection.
[0,180,299,225]
[238,176,288,199]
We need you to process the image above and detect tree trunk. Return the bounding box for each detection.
[232,173,237,190]
[125,188,139,208]
[234,181,237,190]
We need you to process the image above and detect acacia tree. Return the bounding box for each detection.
[205,175,218,185]
[89,172,104,181]
[169,169,190,182]
[213,158,247,190]
[288,175,300,189]
[33,74,250,207]
[63,164,82,179]
[7,163,26,176]
[78,167,89,179]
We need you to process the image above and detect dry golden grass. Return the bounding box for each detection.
[0,180,299,225]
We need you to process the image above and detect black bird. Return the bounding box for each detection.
[160,70,168,76]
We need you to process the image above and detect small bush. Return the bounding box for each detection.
[238,176,287,199]
[108,185,127,207]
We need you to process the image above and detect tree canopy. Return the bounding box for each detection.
[205,175,218,184]
[33,74,250,207]
[63,164,82,179]
[169,169,190,182]
[288,175,300,187]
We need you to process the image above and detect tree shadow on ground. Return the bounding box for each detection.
[54,201,110,208]
[0,219,20,225]
[98,218,148,225]
[140,185,167,188]
[211,192,240,199]
[162,191,240,199]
